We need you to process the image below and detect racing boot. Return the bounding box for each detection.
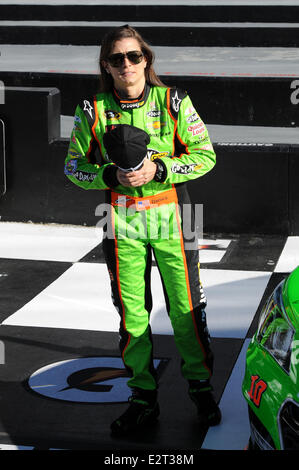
[188,380,221,427]
[110,388,160,436]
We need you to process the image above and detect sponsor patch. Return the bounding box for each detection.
[146,148,169,160]
[69,150,82,158]
[137,199,151,210]
[64,159,78,175]
[104,110,122,120]
[199,143,214,151]
[188,122,205,137]
[147,110,163,118]
[73,170,97,182]
[171,162,203,174]
[73,123,82,132]
[146,121,167,130]
[186,112,200,124]
[185,106,195,116]
[120,100,144,110]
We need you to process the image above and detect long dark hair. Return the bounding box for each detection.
[99,24,167,92]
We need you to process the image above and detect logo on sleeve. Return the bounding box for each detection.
[171,163,203,174]
[188,122,205,136]
[186,113,200,124]
[64,159,78,175]
[171,90,182,113]
[83,100,94,119]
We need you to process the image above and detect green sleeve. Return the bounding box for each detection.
[157,94,216,185]
[64,104,117,190]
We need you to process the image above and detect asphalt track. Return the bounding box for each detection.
[0,222,298,451]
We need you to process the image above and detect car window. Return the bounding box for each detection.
[257,284,294,373]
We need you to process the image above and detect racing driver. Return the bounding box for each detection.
[64,24,221,436]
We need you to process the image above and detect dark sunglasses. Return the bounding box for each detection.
[106,50,144,67]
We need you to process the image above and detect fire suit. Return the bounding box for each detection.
[64,84,216,391]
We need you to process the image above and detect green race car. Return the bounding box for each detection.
[242,265,299,450]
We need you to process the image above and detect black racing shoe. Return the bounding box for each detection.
[110,388,160,437]
[188,381,221,427]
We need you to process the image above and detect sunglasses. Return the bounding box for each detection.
[106,50,144,68]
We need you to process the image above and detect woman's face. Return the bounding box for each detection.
[104,37,147,94]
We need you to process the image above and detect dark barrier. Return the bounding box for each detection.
[0,87,59,221]
[188,143,290,235]
[289,147,299,235]
[2,24,299,47]
[1,3,299,22]
[0,86,298,235]
[0,119,5,196]
[49,140,293,235]
[2,72,299,128]
[41,136,299,236]
[0,87,106,226]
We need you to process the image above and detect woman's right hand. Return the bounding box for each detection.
[116,159,157,187]
[116,168,136,187]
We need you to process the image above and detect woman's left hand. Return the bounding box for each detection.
[117,158,157,187]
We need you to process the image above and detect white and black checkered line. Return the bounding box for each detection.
[77,234,288,272]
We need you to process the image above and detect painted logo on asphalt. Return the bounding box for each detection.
[27,356,165,404]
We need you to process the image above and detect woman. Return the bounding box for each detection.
[64,24,220,436]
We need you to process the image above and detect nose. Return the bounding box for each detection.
[122,56,132,67]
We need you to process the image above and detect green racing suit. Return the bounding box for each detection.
[64,84,216,391]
